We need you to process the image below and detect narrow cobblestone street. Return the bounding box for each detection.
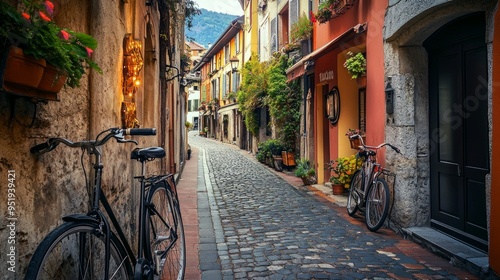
[182,132,477,279]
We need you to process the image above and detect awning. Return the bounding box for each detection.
[286,23,367,82]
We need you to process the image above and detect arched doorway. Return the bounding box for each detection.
[424,13,489,252]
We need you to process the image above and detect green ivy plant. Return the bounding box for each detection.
[237,53,268,137]
[343,51,366,79]
[265,53,301,152]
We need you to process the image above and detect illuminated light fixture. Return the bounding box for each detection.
[122,33,143,128]
[230,56,239,73]
[123,34,143,97]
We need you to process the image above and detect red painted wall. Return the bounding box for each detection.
[312,0,388,168]
[490,6,500,276]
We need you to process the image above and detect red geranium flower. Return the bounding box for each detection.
[22,12,31,20]
[59,30,70,40]
[85,47,93,57]
[310,11,316,23]
[39,11,51,22]
[44,0,54,15]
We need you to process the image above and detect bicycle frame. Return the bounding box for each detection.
[85,146,176,278]
[350,134,400,205]
[79,144,139,279]
[32,129,159,278]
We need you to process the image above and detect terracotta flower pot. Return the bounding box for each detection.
[332,183,345,195]
[38,64,67,94]
[3,46,46,89]
[356,75,367,88]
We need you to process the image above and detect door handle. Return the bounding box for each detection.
[457,164,461,177]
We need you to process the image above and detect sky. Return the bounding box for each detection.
[193,0,243,16]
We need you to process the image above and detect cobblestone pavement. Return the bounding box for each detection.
[189,133,477,280]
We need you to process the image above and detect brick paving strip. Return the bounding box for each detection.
[183,134,478,280]
[177,146,202,279]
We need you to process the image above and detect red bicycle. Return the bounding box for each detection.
[346,134,401,232]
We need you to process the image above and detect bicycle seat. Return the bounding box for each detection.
[131,147,166,161]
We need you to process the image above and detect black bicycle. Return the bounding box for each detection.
[346,134,400,232]
[24,128,185,280]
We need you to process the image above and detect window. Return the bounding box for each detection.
[225,45,230,64]
[235,33,240,53]
[225,72,231,98]
[193,99,199,111]
[232,72,240,92]
[259,18,270,61]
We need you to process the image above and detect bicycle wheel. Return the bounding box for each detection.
[25,221,132,279]
[365,178,390,232]
[347,170,363,216]
[145,181,186,280]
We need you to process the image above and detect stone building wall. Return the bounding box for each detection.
[383,0,497,229]
[0,0,165,277]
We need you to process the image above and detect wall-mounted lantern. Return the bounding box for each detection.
[121,34,143,128]
[230,56,239,73]
[123,34,143,97]
[326,87,340,125]
[385,78,394,114]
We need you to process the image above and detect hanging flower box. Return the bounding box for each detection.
[0,0,101,101]
[1,46,66,101]
[2,46,46,90]
[37,64,67,94]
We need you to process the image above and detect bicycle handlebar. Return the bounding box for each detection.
[124,128,156,136]
[349,134,401,154]
[30,128,157,155]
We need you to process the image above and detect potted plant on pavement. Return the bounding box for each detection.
[294,159,317,185]
[327,154,361,194]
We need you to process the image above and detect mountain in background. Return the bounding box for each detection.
[185,8,239,49]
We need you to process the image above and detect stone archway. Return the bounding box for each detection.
[382,0,496,239]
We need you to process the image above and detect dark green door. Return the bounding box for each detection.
[425,13,489,252]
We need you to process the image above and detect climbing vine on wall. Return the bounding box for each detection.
[237,53,269,137]
[265,53,301,152]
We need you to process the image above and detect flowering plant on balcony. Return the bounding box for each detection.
[0,0,101,88]
[290,12,313,44]
[312,0,339,24]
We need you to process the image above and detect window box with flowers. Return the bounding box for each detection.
[0,0,101,101]
[312,0,355,25]
[313,0,336,24]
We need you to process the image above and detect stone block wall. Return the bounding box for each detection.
[0,0,164,277]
